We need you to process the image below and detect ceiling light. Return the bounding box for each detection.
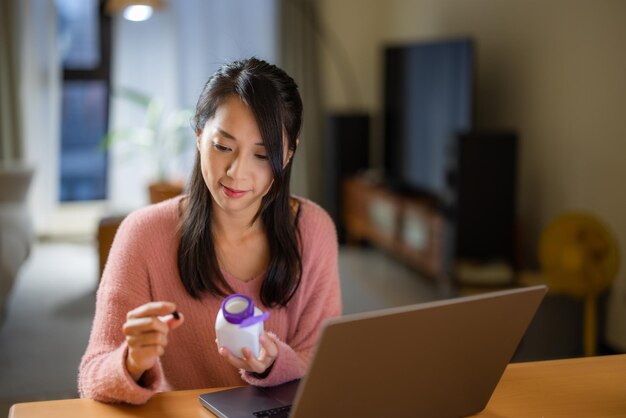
[123,5,153,21]
[106,0,164,22]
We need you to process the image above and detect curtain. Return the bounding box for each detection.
[0,0,23,164]
[14,0,61,234]
[278,0,324,204]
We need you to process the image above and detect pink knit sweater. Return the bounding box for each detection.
[78,197,342,404]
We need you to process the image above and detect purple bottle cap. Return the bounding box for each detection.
[221,294,254,325]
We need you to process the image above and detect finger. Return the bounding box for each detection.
[165,311,185,331]
[127,301,176,320]
[126,331,168,348]
[241,348,268,374]
[257,348,274,365]
[219,346,248,369]
[123,316,169,336]
[259,334,278,360]
[128,345,165,365]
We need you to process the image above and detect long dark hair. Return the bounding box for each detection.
[178,58,303,308]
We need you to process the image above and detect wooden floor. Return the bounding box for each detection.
[338,246,445,314]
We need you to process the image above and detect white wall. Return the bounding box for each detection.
[319,0,626,349]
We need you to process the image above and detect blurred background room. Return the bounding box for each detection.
[1,0,625,415]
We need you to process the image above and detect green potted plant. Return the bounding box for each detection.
[101,87,194,203]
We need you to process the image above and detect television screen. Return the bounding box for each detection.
[384,38,474,202]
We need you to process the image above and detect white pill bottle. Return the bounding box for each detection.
[215,294,269,359]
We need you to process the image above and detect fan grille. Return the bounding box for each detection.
[539,212,619,297]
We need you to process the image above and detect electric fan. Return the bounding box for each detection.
[539,212,620,356]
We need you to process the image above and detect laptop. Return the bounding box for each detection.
[200,285,547,418]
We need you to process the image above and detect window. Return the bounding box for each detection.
[56,0,111,201]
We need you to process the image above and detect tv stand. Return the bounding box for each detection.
[342,176,447,280]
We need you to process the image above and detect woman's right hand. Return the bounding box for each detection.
[122,301,184,382]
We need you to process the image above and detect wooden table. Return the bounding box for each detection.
[477,354,626,417]
[9,354,626,418]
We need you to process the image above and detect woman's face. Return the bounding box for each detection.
[197,95,281,219]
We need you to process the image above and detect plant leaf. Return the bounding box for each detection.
[114,86,152,109]
[99,128,141,151]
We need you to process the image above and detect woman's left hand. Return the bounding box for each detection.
[217,332,278,375]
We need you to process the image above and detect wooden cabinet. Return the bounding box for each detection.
[343,176,446,279]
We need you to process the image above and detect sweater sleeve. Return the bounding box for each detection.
[242,204,342,386]
[78,211,169,404]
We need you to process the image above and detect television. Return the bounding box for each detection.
[383,38,474,204]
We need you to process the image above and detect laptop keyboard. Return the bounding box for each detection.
[253,405,292,417]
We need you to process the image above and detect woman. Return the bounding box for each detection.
[78,58,342,405]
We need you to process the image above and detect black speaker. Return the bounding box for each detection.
[447,131,518,266]
[324,113,370,240]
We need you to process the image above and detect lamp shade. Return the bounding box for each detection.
[105,0,164,21]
